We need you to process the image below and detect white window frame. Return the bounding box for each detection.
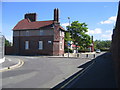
[48,41,52,44]
[25,41,29,50]
[60,42,62,50]
[26,31,29,36]
[60,31,62,36]
[39,41,43,50]
[40,30,44,35]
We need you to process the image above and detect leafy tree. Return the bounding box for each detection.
[94,40,111,51]
[66,21,92,50]
[64,31,72,43]
[5,39,11,47]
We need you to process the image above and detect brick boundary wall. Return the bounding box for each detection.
[0,35,5,63]
[111,2,120,88]
[5,46,14,55]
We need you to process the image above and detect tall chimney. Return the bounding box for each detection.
[54,8,59,22]
[25,13,37,22]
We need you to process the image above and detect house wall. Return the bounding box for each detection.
[13,29,54,37]
[59,31,64,55]
[53,23,64,56]
[13,25,64,56]
[13,36,54,55]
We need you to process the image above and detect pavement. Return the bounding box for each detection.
[52,53,117,88]
[0,57,24,72]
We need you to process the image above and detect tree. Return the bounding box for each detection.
[94,40,111,51]
[5,39,11,47]
[66,21,92,50]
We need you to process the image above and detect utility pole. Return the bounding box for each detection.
[68,17,70,58]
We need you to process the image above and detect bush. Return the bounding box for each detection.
[78,47,90,53]
[64,48,73,53]
[100,48,110,51]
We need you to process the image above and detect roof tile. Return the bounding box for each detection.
[13,19,54,30]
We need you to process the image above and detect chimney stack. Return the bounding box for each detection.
[54,8,59,22]
[25,13,37,22]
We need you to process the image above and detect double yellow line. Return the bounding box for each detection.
[58,60,95,89]
[0,59,24,72]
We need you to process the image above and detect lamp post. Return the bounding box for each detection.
[68,17,70,57]
[76,42,78,53]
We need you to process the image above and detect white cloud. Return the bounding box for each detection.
[61,23,69,27]
[61,23,69,30]
[101,30,113,40]
[87,28,102,35]
[5,35,12,42]
[100,16,117,24]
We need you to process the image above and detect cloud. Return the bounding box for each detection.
[61,23,69,27]
[101,30,113,40]
[100,16,117,24]
[5,35,12,42]
[87,28,102,35]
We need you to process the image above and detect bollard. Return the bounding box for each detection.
[8,67,10,69]
[77,54,79,57]
[86,54,88,58]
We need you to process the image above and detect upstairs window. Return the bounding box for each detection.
[60,42,62,50]
[25,41,29,50]
[40,30,44,35]
[60,31,62,36]
[26,31,29,36]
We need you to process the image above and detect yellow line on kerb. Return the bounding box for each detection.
[58,60,95,89]
[0,59,24,72]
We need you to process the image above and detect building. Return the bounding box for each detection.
[0,34,5,63]
[111,1,120,88]
[13,8,65,56]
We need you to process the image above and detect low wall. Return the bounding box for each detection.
[5,46,14,55]
[0,35,5,63]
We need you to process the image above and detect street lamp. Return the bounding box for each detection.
[68,17,70,57]
[76,42,78,53]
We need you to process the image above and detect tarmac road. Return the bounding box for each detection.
[1,53,97,88]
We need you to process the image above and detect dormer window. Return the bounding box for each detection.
[26,31,29,36]
[40,30,44,35]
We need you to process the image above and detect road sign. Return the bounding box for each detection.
[68,43,71,46]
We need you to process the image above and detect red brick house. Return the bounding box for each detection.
[12,8,65,56]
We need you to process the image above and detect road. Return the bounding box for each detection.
[1,53,104,88]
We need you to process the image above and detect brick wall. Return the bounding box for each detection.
[13,36,54,55]
[111,2,120,88]
[5,46,14,55]
[0,35,5,58]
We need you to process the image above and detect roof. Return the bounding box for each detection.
[13,19,65,30]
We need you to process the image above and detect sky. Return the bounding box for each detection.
[1,1,119,42]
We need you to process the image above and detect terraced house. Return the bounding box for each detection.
[13,8,65,56]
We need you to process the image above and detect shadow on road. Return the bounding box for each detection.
[51,53,117,89]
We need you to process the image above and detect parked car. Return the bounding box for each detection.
[96,49,101,53]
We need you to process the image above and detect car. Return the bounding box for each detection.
[96,49,101,53]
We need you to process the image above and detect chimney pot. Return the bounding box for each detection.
[25,13,37,22]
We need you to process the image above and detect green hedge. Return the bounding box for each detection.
[64,48,73,53]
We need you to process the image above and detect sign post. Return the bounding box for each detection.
[67,41,71,57]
